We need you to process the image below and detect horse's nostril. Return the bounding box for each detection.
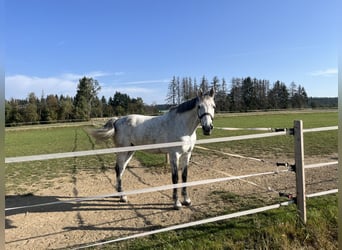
[202,126,212,135]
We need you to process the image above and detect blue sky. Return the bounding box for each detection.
[5,0,338,104]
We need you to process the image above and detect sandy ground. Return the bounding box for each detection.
[5,150,338,249]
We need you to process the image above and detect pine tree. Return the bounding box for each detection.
[166,76,178,105]
[268,81,289,109]
[200,75,209,92]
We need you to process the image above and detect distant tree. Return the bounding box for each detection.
[221,78,227,93]
[257,79,269,109]
[181,77,190,101]
[188,77,195,99]
[229,77,243,111]
[291,85,308,108]
[6,99,23,125]
[45,94,59,121]
[128,97,145,114]
[166,76,178,105]
[58,96,74,120]
[90,96,103,118]
[241,77,257,110]
[5,101,11,124]
[215,77,230,111]
[211,76,220,91]
[23,92,40,123]
[268,81,289,109]
[110,91,131,116]
[74,77,101,120]
[101,96,113,117]
[200,75,209,92]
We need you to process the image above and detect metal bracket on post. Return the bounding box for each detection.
[287,128,295,136]
[276,162,296,172]
[293,120,307,224]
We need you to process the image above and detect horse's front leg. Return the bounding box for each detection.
[170,152,182,210]
[180,153,192,206]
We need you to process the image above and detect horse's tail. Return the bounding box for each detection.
[91,117,118,142]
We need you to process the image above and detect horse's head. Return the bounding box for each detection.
[197,88,215,136]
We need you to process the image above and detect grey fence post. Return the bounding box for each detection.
[294,120,307,224]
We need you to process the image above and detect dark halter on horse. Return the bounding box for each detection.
[198,112,214,121]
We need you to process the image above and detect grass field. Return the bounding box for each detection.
[5,110,338,249]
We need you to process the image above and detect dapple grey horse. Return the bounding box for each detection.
[91,88,215,209]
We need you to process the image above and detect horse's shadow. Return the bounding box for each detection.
[5,193,172,230]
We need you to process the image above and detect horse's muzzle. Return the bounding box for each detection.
[202,124,213,136]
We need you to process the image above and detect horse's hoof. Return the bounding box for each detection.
[182,199,192,206]
[174,200,182,210]
[120,195,128,202]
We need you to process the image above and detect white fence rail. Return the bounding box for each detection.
[5,130,288,164]
[5,122,338,248]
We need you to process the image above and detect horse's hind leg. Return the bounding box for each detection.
[115,151,134,202]
[170,152,182,209]
[180,153,192,206]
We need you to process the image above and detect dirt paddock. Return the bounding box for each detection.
[5,151,338,249]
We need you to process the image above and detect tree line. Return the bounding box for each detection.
[5,75,336,126]
[5,77,158,126]
[166,76,310,112]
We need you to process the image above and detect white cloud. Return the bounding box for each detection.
[61,71,112,80]
[124,79,170,85]
[100,85,158,99]
[100,80,170,104]
[5,71,111,99]
[309,68,338,77]
[5,73,170,104]
[5,74,77,99]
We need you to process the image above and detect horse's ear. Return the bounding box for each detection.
[198,88,203,98]
[209,87,215,97]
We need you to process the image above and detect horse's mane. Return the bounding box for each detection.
[170,97,198,114]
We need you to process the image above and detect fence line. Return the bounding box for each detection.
[306,189,338,198]
[5,126,337,164]
[5,169,290,211]
[305,161,338,169]
[215,127,274,131]
[303,126,338,133]
[5,130,287,164]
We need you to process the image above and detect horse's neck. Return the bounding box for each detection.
[175,108,199,136]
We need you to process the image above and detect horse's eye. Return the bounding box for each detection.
[197,106,201,109]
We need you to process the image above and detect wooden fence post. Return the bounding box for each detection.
[165,153,169,164]
[294,120,307,224]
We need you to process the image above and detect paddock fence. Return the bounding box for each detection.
[5,120,338,249]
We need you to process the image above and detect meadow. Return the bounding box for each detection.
[5,110,338,249]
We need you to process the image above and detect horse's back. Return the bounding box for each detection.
[114,113,195,154]
[114,114,168,147]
